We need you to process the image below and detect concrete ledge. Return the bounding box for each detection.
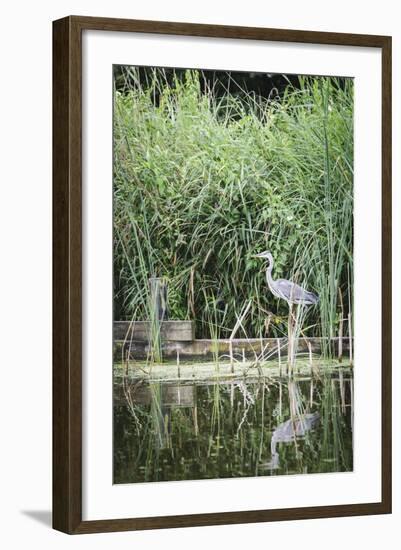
[114,337,352,361]
[114,320,195,342]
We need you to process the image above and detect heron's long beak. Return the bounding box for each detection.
[254,251,268,258]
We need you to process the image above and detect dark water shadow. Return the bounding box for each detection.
[21,510,52,527]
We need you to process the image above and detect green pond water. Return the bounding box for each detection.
[113,371,353,484]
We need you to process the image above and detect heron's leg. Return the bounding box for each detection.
[290,303,295,331]
[287,303,294,373]
[290,303,299,372]
[292,304,314,373]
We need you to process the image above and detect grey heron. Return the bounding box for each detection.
[255,251,318,370]
[255,251,318,306]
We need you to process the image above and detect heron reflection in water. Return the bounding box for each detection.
[267,411,320,470]
[266,381,320,470]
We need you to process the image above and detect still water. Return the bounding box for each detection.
[113,372,353,484]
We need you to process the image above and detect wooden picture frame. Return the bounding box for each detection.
[53,15,392,534]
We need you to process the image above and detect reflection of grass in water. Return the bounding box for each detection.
[113,373,353,483]
[142,383,163,481]
[319,373,352,472]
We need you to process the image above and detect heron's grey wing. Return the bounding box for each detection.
[274,279,295,300]
[275,279,318,304]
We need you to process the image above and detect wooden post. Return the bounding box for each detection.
[149,277,168,320]
[148,277,168,363]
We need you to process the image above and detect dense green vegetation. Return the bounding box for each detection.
[113,67,353,340]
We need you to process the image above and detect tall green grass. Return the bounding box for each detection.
[113,67,353,342]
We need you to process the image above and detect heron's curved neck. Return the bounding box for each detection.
[265,259,274,289]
